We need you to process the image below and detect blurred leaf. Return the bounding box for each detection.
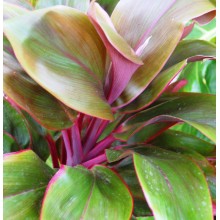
[179,60,216,94]
[97,0,119,14]
[3,150,54,220]
[35,0,90,12]
[4,6,113,120]
[3,132,20,153]
[186,18,216,42]
[3,99,31,149]
[41,165,132,219]
[22,111,50,161]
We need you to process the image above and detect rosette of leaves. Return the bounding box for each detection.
[3,0,216,219]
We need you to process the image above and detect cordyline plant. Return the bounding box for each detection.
[3,0,216,219]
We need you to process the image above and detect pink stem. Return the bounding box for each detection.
[45,134,59,168]
[60,139,66,165]
[71,123,83,165]
[85,134,115,160]
[62,130,73,166]
[82,154,107,168]
[83,118,103,154]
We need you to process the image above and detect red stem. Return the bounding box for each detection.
[82,154,107,168]
[62,130,73,166]
[85,134,115,160]
[45,134,59,168]
[71,122,83,165]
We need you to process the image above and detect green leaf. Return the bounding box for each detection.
[3,150,54,219]
[118,93,216,143]
[186,18,216,41]
[4,6,113,120]
[35,0,90,12]
[3,99,30,148]
[111,0,215,106]
[3,132,20,153]
[41,165,133,220]
[150,129,215,156]
[133,147,213,220]
[3,50,77,130]
[22,111,50,161]
[97,0,119,14]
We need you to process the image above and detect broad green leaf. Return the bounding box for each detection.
[150,129,215,156]
[3,132,20,153]
[111,0,215,107]
[4,6,113,120]
[118,93,216,143]
[133,147,212,220]
[118,61,187,113]
[3,150,54,220]
[165,40,215,69]
[178,60,216,94]
[3,99,30,148]
[3,50,77,130]
[41,165,132,220]
[35,0,90,12]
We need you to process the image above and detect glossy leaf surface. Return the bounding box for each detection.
[133,147,212,220]
[3,150,54,220]
[41,165,132,220]
[3,50,77,130]
[111,0,215,107]
[3,132,20,153]
[4,6,113,120]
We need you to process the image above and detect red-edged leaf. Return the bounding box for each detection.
[88,2,143,104]
[4,6,114,120]
[111,0,215,107]
[3,50,77,130]
[40,165,133,219]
